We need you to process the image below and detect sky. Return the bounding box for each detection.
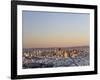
[22,11,90,48]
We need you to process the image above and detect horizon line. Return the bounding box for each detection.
[23,45,89,49]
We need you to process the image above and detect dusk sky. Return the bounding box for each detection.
[22,11,90,48]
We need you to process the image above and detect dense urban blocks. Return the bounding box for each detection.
[22,46,89,68]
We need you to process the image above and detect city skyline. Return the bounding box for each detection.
[22,11,90,48]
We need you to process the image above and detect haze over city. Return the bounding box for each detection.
[22,11,90,48]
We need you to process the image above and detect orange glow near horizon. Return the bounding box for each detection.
[23,32,89,48]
